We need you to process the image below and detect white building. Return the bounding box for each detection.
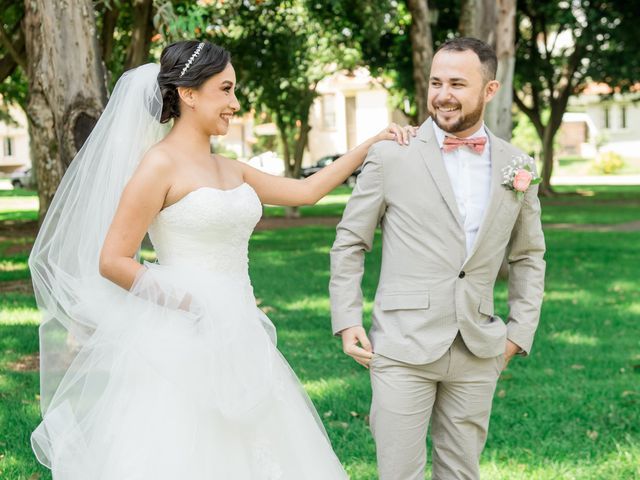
[0,102,30,174]
[559,83,640,159]
[306,68,394,162]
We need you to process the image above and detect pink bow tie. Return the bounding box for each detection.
[442,136,487,154]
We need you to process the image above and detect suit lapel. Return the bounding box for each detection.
[416,119,464,229]
[464,130,510,262]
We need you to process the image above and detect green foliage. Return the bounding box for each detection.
[307,0,462,122]
[203,0,363,174]
[511,111,542,157]
[0,1,27,121]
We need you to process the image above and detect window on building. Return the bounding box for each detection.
[3,137,13,157]
[604,106,610,129]
[621,105,627,129]
[322,94,336,129]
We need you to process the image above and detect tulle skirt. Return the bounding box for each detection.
[32,262,348,479]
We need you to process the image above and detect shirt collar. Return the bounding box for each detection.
[432,121,488,149]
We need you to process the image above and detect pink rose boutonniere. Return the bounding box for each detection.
[501,154,541,199]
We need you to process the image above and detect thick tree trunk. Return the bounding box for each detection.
[24,0,107,220]
[458,0,497,44]
[484,0,515,141]
[406,0,433,124]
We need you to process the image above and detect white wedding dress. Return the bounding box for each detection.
[31,182,348,479]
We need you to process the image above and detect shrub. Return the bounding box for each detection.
[592,151,625,174]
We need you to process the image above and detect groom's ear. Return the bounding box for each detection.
[484,80,500,103]
[177,86,196,110]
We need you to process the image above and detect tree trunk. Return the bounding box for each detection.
[24,0,107,220]
[458,0,497,44]
[101,3,120,66]
[292,120,311,179]
[484,0,515,140]
[540,128,555,196]
[274,117,298,218]
[406,0,433,124]
[124,0,154,70]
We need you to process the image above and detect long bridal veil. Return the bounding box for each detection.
[29,63,167,462]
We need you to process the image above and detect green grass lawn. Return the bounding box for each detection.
[261,185,640,226]
[1,185,639,479]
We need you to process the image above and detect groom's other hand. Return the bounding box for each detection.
[503,339,523,370]
[340,326,374,368]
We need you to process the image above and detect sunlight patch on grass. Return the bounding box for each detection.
[541,289,591,302]
[626,302,640,315]
[549,331,599,347]
[0,259,28,272]
[0,307,40,325]
[0,197,38,212]
[282,296,329,311]
[303,377,351,400]
[482,441,640,479]
[139,249,157,263]
[317,194,351,205]
[344,461,379,479]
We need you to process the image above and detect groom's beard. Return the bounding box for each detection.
[429,95,484,135]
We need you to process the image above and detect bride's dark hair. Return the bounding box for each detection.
[157,40,231,123]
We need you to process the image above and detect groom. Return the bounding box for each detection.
[329,37,545,479]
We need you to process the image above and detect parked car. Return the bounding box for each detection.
[301,154,360,187]
[246,151,285,176]
[10,167,35,189]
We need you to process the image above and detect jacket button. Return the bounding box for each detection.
[458,271,466,279]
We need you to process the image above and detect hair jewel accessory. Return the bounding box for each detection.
[180,42,205,77]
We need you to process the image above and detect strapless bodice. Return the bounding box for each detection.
[148,183,262,279]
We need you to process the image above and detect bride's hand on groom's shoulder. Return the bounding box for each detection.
[339,326,374,369]
[373,123,418,146]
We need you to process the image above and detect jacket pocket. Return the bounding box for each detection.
[380,292,430,311]
[478,297,494,316]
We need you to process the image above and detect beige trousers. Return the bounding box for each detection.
[369,334,503,480]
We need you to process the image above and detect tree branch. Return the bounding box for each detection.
[513,88,544,138]
[0,54,17,82]
[0,18,26,71]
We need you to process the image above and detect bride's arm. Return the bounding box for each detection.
[99,149,173,290]
[240,123,415,207]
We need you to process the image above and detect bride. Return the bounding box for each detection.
[29,40,414,479]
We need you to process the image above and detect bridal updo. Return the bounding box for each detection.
[157,40,231,124]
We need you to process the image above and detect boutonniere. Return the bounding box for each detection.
[501,154,541,199]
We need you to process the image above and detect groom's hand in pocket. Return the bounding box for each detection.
[503,339,523,370]
[340,326,374,369]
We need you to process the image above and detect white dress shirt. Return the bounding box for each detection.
[432,122,492,258]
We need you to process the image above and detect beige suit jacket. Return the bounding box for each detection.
[329,119,546,364]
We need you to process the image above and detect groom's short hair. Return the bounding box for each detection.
[435,37,498,84]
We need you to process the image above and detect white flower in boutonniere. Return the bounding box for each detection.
[501,154,542,200]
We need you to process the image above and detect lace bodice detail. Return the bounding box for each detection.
[148,183,262,279]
